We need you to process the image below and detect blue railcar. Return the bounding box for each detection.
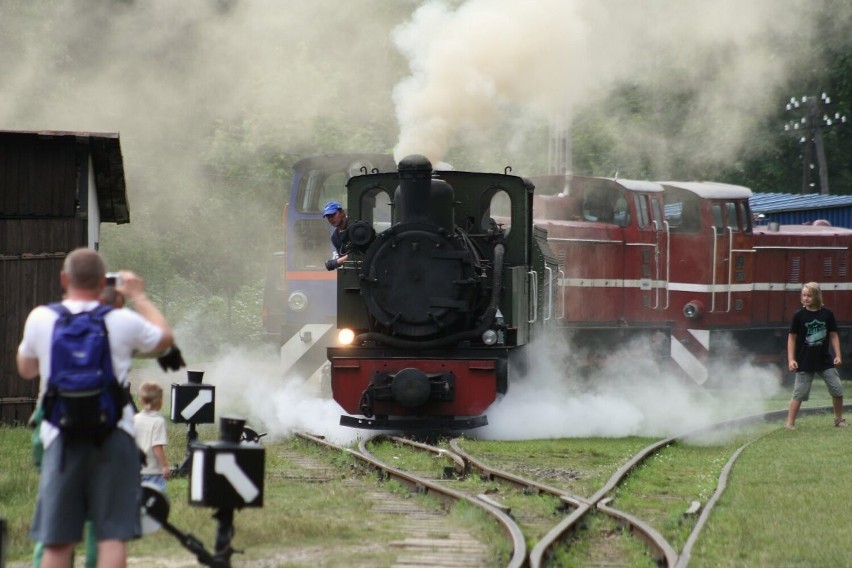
[262,154,396,346]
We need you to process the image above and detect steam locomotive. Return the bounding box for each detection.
[328,155,557,429]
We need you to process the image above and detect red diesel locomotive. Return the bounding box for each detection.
[532,174,852,384]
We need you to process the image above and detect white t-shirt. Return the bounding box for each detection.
[134,409,169,475]
[18,299,164,448]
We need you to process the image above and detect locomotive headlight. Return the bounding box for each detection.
[338,328,355,346]
[287,291,308,312]
[683,300,704,320]
[482,329,498,346]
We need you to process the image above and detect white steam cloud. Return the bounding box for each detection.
[392,0,814,169]
[479,335,781,440]
[176,347,365,446]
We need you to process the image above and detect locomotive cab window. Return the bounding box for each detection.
[361,188,393,233]
[725,202,740,231]
[298,169,347,213]
[664,190,700,233]
[650,197,664,230]
[292,219,331,269]
[711,203,724,235]
[635,194,651,228]
[739,201,753,234]
[613,196,630,227]
[711,201,746,234]
[483,189,511,236]
[583,186,619,223]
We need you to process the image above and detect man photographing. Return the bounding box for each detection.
[17,248,174,568]
[323,200,350,271]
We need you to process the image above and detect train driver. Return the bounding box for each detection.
[323,201,350,271]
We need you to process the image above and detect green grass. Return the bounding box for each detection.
[3,384,852,566]
[690,413,852,567]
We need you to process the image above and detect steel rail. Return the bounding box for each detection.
[528,434,677,567]
[358,438,528,568]
[448,437,586,509]
[390,435,468,477]
[530,404,851,566]
[452,435,676,565]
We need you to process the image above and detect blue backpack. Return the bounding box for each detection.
[43,303,126,443]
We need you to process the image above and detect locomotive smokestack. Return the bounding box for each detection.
[396,154,433,224]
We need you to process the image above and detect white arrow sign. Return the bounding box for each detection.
[180,389,213,420]
[214,453,260,503]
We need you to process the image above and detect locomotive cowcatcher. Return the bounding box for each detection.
[328,155,558,429]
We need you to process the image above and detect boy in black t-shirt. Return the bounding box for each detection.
[785,281,846,429]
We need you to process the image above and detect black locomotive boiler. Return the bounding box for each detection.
[328,155,558,429]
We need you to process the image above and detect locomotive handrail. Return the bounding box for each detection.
[726,227,734,313]
[545,266,553,321]
[652,220,661,309]
[528,270,538,323]
[558,269,566,319]
[710,224,718,313]
[663,220,671,309]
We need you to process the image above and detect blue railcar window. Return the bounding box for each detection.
[291,219,332,269]
[298,169,347,213]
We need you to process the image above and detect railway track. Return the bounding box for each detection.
[293,404,845,567]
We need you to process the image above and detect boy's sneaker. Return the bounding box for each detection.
[834,418,847,428]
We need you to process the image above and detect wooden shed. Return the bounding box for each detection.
[0,130,129,424]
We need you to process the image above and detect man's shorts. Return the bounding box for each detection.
[792,367,844,401]
[30,429,141,545]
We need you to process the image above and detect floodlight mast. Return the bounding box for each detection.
[784,93,847,195]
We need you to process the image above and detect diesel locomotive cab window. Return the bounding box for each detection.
[725,202,740,231]
[582,185,620,223]
[711,203,724,234]
[634,194,651,228]
[650,197,664,229]
[739,201,753,234]
[664,191,700,233]
[613,196,630,227]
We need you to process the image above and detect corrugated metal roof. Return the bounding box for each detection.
[750,192,852,228]
[749,192,852,213]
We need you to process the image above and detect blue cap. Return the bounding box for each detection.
[322,201,343,217]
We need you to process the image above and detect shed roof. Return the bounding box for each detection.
[0,129,129,224]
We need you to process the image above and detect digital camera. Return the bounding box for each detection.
[106,272,122,287]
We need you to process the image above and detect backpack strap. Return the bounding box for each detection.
[47,302,71,319]
[48,302,113,321]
